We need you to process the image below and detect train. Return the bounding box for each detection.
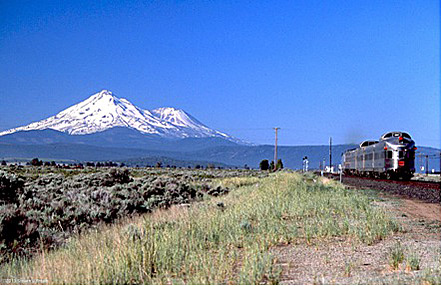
[341,131,416,180]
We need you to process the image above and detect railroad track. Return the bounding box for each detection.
[318,173,441,203]
[332,174,440,190]
[392,179,440,190]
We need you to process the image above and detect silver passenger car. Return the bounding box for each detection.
[342,131,416,180]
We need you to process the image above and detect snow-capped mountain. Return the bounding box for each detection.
[0,90,234,140]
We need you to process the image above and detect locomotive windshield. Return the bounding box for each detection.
[359,140,379,147]
[381,131,412,141]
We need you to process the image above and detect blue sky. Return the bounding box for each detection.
[0,1,440,147]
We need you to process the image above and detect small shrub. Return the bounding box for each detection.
[125,224,143,241]
[421,268,441,285]
[240,220,252,233]
[0,171,24,203]
[259,160,269,171]
[206,185,229,197]
[276,159,283,170]
[389,242,405,270]
[102,168,132,186]
[406,253,420,271]
[344,260,352,277]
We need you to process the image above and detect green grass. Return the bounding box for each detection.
[0,172,399,284]
[388,242,405,270]
[405,252,420,271]
[421,268,441,285]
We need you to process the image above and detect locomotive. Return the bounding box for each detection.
[341,131,416,180]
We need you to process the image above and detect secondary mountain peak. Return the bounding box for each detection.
[152,107,202,127]
[0,90,236,141]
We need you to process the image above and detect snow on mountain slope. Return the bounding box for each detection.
[0,90,235,140]
[151,107,230,138]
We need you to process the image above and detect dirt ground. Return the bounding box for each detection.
[272,192,441,284]
[397,198,440,222]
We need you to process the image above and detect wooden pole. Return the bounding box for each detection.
[274,127,280,170]
[329,137,332,172]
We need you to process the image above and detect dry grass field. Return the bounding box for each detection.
[0,168,440,284]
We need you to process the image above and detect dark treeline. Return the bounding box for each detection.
[14,158,237,170]
[25,158,123,169]
[1,158,286,171]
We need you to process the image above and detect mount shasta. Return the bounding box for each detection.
[0,90,234,141]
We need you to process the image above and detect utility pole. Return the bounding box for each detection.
[418,153,423,174]
[273,127,280,171]
[329,137,332,172]
[425,155,429,176]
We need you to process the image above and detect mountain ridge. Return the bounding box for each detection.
[0,128,240,151]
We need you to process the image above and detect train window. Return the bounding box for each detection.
[386,151,393,159]
[398,151,404,158]
[402,133,411,139]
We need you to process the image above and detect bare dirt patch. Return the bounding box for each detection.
[397,199,440,222]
